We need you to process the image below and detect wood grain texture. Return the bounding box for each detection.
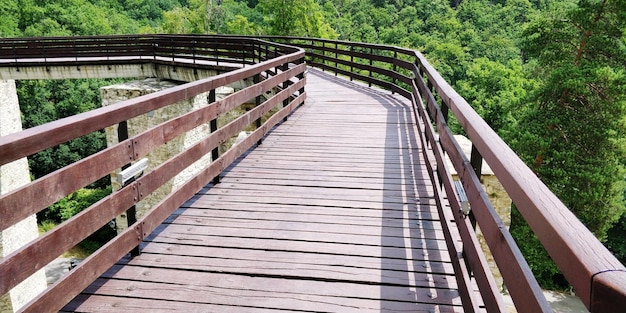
[64,69,466,312]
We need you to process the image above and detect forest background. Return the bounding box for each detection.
[0,0,625,291]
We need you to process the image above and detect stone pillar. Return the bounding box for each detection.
[0,80,47,312]
[101,79,229,231]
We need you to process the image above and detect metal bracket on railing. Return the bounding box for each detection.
[116,158,149,187]
[454,180,471,216]
[116,158,148,257]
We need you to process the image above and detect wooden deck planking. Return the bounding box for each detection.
[64,69,462,312]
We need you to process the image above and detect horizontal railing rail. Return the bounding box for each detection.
[0,35,292,69]
[268,36,626,313]
[0,35,305,312]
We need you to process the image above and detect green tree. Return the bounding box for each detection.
[17,79,121,188]
[456,58,534,133]
[18,0,142,36]
[120,0,184,26]
[160,0,261,34]
[257,0,337,38]
[508,0,626,287]
[0,0,20,37]
[226,14,261,35]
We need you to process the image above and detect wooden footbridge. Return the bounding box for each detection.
[0,35,625,312]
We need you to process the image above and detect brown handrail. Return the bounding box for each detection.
[0,35,305,312]
[270,36,626,313]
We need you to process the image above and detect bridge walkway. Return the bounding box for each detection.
[63,68,463,312]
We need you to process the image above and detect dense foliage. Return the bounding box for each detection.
[1,0,624,289]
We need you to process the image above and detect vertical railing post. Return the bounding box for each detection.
[350,46,354,81]
[12,41,17,64]
[441,103,450,122]
[117,120,140,257]
[192,40,196,65]
[427,79,436,118]
[43,40,47,63]
[392,51,397,94]
[281,63,290,122]
[242,44,246,67]
[368,47,373,87]
[170,37,175,62]
[321,41,326,72]
[263,44,268,62]
[253,42,257,64]
[310,39,314,67]
[152,37,157,61]
[297,57,305,101]
[335,42,338,76]
[209,89,220,184]
[468,144,483,229]
[254,73,263,145]
[470,145,483,179]
[215,44,219,66]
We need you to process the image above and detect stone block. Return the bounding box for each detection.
[101,79,232,231]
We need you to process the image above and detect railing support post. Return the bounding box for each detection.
[442,104,449,122]
[350,46,354,81]
[209,89,220,184]
[170,38,175,62]
[192,40,196,65]
[297,58,305,100]
[392,51,397,94]
[470,145,483,178]
[254,73,263,145]
[242,46,246,67]
[117,120,140,257]
[335,42,338,76]
[282,63,289,122]
[368,47,373,87]
[321,41,326,72]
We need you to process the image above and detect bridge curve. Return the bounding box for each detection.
[0,35,624,313]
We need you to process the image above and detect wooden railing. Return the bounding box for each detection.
[0,35,624,313]
[0,35,305,312]
[265,36,626,313]
[0,35,288,68]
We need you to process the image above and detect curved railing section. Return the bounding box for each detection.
[0,34,285,68]
[0,35,624,313]
[0,35,305,312]
[266,36,626,313]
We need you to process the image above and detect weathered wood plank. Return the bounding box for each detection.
[169,207,445,230]
[132,246,456,287]
[146,231,452,263]
[165,214,447,240]
[93,266,463,309]
[140,242,454,274]
[222,165,433,180]
[147,224,450,253]
[62,294,282,313]
[188,194,436,211]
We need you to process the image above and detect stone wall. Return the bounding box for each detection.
[101,79,231,231]
[0,80,47,312]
